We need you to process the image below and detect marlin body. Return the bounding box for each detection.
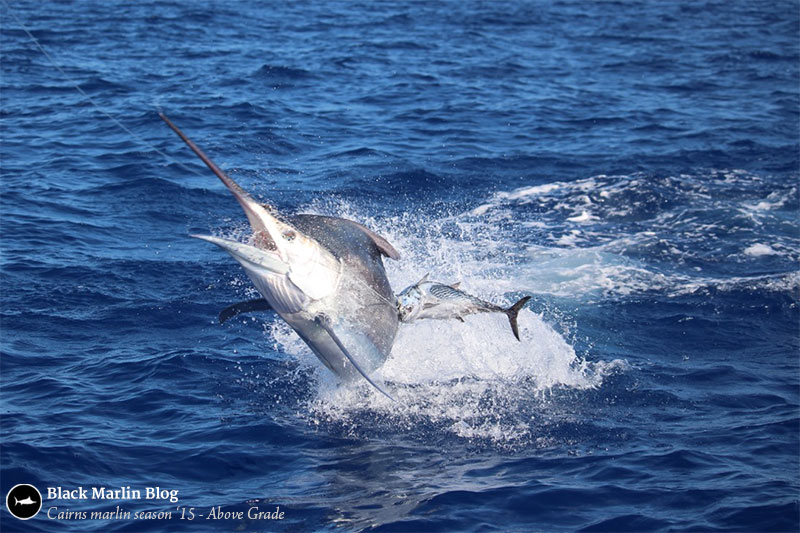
[396,275,531,341]
[160,114,399,399]
[15,497,36,505]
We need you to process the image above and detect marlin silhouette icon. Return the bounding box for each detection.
[15,496,36,505]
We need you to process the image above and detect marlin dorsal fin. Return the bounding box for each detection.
[342,219,401,260]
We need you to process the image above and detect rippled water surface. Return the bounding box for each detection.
[2,1,798,531]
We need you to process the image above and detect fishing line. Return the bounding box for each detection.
[2,1,204,177]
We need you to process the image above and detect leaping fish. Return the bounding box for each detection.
[161,113,401,400]
[396,275,531,341]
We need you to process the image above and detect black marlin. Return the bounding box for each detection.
[160,114,399,400]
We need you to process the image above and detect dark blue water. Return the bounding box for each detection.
[2,1,798,531]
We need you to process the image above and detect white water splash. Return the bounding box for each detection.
[242,170,796,443]
[259,198,625,444]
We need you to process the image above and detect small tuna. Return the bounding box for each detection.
[396,274,531,341]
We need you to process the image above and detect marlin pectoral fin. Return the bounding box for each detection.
[314,315,396,402]
[455,316,465,323]
[219,298,273,324]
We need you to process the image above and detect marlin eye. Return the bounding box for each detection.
[282,231,296,241]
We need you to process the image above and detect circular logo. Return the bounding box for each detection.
[6,484,42,520]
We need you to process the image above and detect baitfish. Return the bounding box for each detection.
[396,274,531,341]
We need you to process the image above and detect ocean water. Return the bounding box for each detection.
[1,1,798,531]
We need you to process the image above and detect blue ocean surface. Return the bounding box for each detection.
[1,1,798,531]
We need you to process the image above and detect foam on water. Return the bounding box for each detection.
[744,242,779,257]
[469,170,800,300]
